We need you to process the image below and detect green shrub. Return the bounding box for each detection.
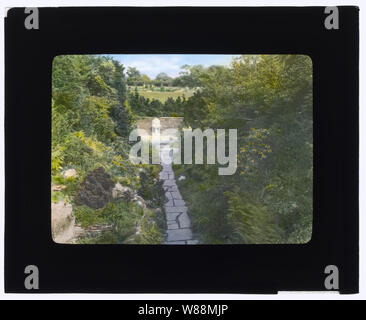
[138,165,164,208]
[74,199,164,244]
[225,191,282,244]
[73,205,105,228]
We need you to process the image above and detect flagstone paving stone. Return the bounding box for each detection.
[166,228,193,242]
[177,212,191,228]
[159,159,198,245]
[171,191,182,200]
[165,200,174,207]
[167,223,180,230]
[166,212,181,221]
[174,199,186,207]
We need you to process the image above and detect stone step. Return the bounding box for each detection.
[158,158,199,245]
[167,223,179,230]
[166,228,193,242]
[163,179,176,187]
[165,206,187,213]
[166,241,186,245]
[171,191,182,200]
[177,212,191,228]
[166,211,181,221]
[174,199,186,206]
[164,200,174,207]
[187,240,199,245]
[163,185,178,192]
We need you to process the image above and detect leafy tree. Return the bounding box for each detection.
[127,66,141,79]
[155,72,171,81]
[126,67,142,85]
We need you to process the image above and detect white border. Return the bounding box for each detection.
[0,0,364,300]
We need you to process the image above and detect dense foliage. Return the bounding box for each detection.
[174,55,313,244]
[127,88,186,117]
[52,54,313,245]
[52,55,164,244]
[126,65,201,88]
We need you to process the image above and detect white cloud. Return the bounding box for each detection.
[125,55,183,79]
[113,54,241,79]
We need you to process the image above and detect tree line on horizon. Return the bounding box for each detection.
[126,65,203,88]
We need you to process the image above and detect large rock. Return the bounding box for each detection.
[112,183,147,210]
[51,184,65,192]
[74,167,114,209]
[51,201,75,243]
[132,195,147,210]
[112,183,135,201]
[62,168,77,179]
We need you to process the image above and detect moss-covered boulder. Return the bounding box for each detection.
[74,167,114,209]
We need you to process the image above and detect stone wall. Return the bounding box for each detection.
[51,201,75,243]
[136,117,184,136]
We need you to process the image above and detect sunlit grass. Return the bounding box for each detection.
[130,86,196,103]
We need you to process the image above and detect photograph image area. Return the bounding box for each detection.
[51,54,313,245]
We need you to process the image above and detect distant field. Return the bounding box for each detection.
[129,86,196,103]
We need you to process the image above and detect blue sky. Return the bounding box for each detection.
[108,54,240,79]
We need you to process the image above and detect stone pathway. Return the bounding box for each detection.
[159,152,198,245]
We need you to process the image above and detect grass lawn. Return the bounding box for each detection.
[129,86,196,103]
